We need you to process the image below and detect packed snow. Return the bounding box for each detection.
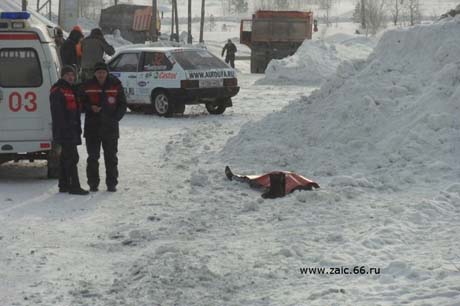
[219,15,460,304]
[257,34,376,86]
[225,16,460,188]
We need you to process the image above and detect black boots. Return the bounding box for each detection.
[69,187,89,195]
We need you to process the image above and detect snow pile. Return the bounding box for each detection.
[223,17,460,190]
[104,29,132,49]
[257,35,375,85]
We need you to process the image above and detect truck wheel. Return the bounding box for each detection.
[47,144,61,179]
[152,90,174,117]
[206,103,227,115]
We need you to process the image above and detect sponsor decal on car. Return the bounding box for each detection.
[138,81,147,87]
[110,72,121,77]
[159,72,177,79]
[187,69,235,80]
[152,72,177,80]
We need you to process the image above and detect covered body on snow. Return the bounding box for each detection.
[225,166,319,198]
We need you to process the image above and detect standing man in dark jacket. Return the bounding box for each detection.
[54,27,65,64]
[81,62,127,192]
[81,28,115,81]
[222,39,237,68]
[49,66,89,195]
[60,29,84,69]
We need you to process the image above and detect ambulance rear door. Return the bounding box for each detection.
[0,31,52,145]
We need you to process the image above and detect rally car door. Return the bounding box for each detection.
[108,52,140,102]
[136,51,177,104]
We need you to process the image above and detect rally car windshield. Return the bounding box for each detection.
[172,50,229,70]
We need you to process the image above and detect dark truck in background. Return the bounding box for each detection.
[240,10,315,73]
[99,4,161,43]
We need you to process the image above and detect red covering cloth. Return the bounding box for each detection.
[225,166,319,198]
[244,171,319,194]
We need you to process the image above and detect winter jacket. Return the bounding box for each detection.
[222,42,237,59]
[60,30,84,68]
[49,79,82,145]
[81,29,115,70]
[81,75,127,139]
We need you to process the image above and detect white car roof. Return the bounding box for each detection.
[116,44,207,54]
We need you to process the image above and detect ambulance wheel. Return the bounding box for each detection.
[174,103,185,114]
[152,90,174,117]
[47,144,61,179]
[206,103,227,115]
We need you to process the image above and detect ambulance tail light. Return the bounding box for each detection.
[40,143,51,149]
[223,78,238,87]
[181,80,199,89]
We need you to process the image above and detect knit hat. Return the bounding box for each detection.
[72,25,83,34]
[90,28,104,38]
[94,62,109,72]
[61,65,76,77]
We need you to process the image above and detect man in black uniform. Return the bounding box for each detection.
[222,39,237,68]
[49,66,89,195]
[81,62,127,192]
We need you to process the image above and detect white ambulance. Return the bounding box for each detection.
[0,12,61,177]
[107,45,240,117]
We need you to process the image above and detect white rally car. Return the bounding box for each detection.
[107,46,240,116]
[0,12,61,177]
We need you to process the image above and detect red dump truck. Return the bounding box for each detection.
[240,10,314,73]
[99,4,161,43]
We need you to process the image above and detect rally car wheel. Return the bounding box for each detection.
[206,103,227,115]
[152,90,174,117]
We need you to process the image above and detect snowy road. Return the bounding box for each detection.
[2,68,460,306]
[2,71,460,306]
[0,72,318,305]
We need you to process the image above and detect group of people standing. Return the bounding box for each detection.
[56,27,116,82]
[50,27,126,195]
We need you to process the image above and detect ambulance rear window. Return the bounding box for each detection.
[0,48,42,87]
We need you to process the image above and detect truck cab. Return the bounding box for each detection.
[0,12,61,177]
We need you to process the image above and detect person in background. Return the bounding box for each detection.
[60,29,84,69]
[81,62,127,192]
[80,28,115,81]
[54,27,64,62]
[49,66,89,195]
[222,39,237,68]
[72,25,84,68]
